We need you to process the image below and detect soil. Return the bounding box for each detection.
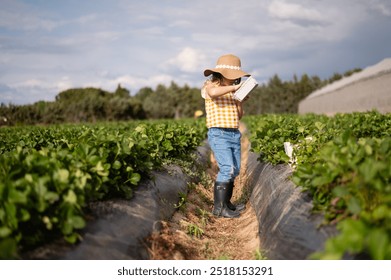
[145,124,262,260]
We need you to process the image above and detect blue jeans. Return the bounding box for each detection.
[208,127,241,183]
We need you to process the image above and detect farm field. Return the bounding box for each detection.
[1,111,390,259]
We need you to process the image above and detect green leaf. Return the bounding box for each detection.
[367,229,389,260]
[359,159,384,183]
[314,121,325,131]
[372,205,389,220]
[19,208,30,222]
[42,216,53,230]
[54,169,69,183]
[364,144,373,155]
[91,161,109,177]
[69,215,86,229]
[4,203,17,228]
[113,160,122,170]
[63,190,77,204]
[311,174,333,187]
[0,227,12,238]
[44,191,60,203]
[88,155,100,165]
[338,219,367,250]
[129,173,141,185]
[0,238,18,259]
[347,197,361,215]
[163,140,173,151]
[332,186,349,197]
[8,189,28,204]
[64,233,79,244]
[25,174,33,183]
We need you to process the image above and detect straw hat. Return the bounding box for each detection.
[203,54,250,80]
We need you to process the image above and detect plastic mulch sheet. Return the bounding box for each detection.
[246,152,338,260]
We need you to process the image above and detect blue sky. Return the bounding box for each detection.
[1,0,391,105]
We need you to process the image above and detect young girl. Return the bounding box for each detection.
[201,54,250,218]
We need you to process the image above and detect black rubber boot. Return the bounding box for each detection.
[212,182,240,218]
[226,180,246,212]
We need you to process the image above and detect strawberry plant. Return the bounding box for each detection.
[244,111,391,259]
[0,119,207,259]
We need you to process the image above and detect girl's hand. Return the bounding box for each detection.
[233,82,242,91]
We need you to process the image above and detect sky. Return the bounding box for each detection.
[1,0,391,105]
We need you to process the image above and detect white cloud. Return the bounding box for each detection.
[99,74,174,93]
[56,77,73,92]
[0,10,59,31]
[268,0,324,23]
[165,47,207,73]
[19,79,46,88]
[0,0,59,31]
[263,0,371,47]
[369,0,391,16]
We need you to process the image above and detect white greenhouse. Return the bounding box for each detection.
[299,58,391,114]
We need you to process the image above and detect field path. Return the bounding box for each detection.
[146,123,261,260]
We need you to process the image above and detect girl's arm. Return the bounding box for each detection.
[205,83,241,99]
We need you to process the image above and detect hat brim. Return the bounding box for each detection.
[204,68,250,80]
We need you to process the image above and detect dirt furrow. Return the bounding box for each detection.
[146,123,261,260]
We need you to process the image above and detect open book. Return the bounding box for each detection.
[233,76,258,101]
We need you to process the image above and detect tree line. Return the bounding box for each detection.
[0,69,361,126]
